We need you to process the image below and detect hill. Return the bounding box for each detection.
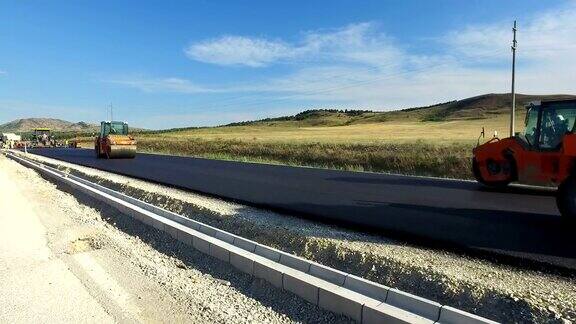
[73,92,576,179]
[0,118,99,133]
[224,93,576,127]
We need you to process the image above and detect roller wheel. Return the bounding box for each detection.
[472,158,511,188]
[556,176,576,225]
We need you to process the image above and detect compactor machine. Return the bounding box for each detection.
[31,128,54,147]
[473,99,576,222]
[95,121,136,159]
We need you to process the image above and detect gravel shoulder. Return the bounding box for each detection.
[0,153,351,323]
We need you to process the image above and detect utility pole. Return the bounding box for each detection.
[510,20,517,137]
[110,103,114,121]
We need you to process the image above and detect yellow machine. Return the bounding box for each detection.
[94,121,136,159]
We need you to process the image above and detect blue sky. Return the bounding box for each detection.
[1,0,575,129]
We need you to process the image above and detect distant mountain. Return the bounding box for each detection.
[0,118,99,133]
[224,93,576,127]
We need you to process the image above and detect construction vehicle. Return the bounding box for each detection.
[31,128,55,147]
[94,121,136,159]
[473,99,576,222]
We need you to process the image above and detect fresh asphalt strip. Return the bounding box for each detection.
[24,148,576,267]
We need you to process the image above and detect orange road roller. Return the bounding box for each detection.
[473,98,576,222]
[95,121,137,159]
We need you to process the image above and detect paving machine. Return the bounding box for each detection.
[95,121,136,159]
[31,128,55,147]
[473,99,576,222]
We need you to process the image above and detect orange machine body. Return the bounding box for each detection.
[473,99,576,187]
[473,135,576,187]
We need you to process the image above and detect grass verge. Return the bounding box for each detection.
[136,138,474,179]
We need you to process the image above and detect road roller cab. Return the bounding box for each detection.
[95,121,137,159]
[472,98,576,221]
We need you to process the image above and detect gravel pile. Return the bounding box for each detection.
[19,152,576,323]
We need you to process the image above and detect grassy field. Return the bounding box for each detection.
[74,108,525,179]
[76,93,568,179]
[123,111,525,179]
[147,113,518,144]
[138,138,474,178]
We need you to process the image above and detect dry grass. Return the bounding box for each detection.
[138,138,473,178]
[75,113,523,179]
[145,112,523,144]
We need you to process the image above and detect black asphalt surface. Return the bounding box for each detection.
[28,148,576,265]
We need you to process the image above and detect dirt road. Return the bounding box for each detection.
[0,154,349,323]
[0,157,113,322]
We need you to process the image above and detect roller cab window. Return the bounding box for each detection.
[538,104,576,150]
[101,122,129,137]
[109,122,128,135]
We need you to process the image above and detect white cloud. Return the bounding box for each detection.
[185,36,293,67]
[184,23,402,68]
[247,3,576,105]
[113,3,576,116]
[223,64,508,109]
[444,1,576,62]
[300,22,402,67]
[106,75,220,94]
[0,70,6,75]
[440,1,576,96]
